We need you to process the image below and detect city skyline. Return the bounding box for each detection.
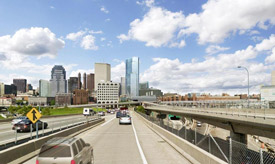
[0,0,275,95]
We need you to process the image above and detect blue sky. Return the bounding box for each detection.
[0,0,275,95]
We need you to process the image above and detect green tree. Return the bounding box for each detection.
[8,106,18,114]
[18,105,32,115]
[50,100,55,106]
[136,105,145,113]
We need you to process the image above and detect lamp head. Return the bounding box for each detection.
[237,66,241,68]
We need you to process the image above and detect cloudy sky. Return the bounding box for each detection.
[0,0,275,95]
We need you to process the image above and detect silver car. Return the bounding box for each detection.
[119,115,132,125]
[36,137,94,164]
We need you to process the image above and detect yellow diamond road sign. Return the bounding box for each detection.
[26,108,42,124]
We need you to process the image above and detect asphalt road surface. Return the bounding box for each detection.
[24,112,191,164]
[0,115,98,145]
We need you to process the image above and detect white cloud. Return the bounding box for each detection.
[100,6,109,14]
[0,27,64,58]
[141,34,275,94]
[118,7,185,47]
[255,34,275,51]
[206,45,230,55]
[81,35,98,50]
[105,18,111,22]
[179,0,275,44]
[50,6,55,9]
[121,0,275,46]
[100,37,106,41]
[66,30,86,41]
[89,30,103,34]
[111,62,125,82]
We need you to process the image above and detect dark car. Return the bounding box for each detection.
[12,119,48,132]
[116,111,121,118]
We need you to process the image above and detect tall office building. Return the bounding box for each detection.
[4,84,17,96]
[87,73,95,92]
[78,73,82,89]
[27,84,33,91]
[39,80,51,97]
[272,71,275,85]
[126,57,139,97]
[83,73,87,90]
[97,81,119,104]
[68,77,78,93]
[139,82,149,90]
[120,77,126,95]
[0,83,4,97]
[13,79,27,93]
[94,63,111,91]
[49,65,67,97]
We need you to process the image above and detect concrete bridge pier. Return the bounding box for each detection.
[230,131,247,145]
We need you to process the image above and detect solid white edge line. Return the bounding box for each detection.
[100,116,116,126]
[132,118,148,164]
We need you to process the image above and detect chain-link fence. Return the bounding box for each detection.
[136,111,275,164]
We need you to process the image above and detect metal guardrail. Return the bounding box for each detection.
[0,115,100,151]
[136,111,275,164]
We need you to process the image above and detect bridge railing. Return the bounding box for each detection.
[143,102,275,120]
[136,110,275,164]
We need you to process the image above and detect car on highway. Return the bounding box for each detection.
[36,137,94,164]
[98,111,105,116]
[119,114,131,125]
[83,108,95,116]
[116,111,121,118]
[197,121,202,127]
[11,116,28,125]
[12,119,48,132]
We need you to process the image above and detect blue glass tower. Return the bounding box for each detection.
[126,57,139,97]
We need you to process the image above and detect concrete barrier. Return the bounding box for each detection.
[135,112,226,164]
[0,118,104,164]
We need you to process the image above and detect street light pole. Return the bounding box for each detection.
[237,66,250,108]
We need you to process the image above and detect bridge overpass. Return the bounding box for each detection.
[68,101,141,108]
[143,102,275,142]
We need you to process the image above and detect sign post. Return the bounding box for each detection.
[26,108,42,139]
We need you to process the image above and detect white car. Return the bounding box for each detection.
[119,115,131,125]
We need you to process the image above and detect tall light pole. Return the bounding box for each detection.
[237,66,249,108]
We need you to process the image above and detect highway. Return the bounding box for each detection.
[24,112,191,164]
[0,115,97,146]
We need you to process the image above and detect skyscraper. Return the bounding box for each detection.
[0,83,4,97]
[87,73,95,92]
[126,57,139,97]
[13,79,27,93]
[94,63,111,91]
[39,80,51,97]
[83,73,87,90]
[49,65,67,97]
[78,73,82,89]
[120,77,126,95]
[68,77,78,93]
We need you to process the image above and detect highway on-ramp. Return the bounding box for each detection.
[24,112,191,164]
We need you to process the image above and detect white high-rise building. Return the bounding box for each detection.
[97,81,119,104]
[94,63,111,91]
[0,82,4,97]
[120,77,126,95]
[272,71,275,85]
[49,65,67,97]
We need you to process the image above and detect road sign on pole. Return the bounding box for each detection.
[26,108,42,124]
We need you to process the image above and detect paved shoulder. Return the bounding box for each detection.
[132,112,192,164]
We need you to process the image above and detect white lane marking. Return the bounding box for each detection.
[132,118,148,164]
[101,116,116,126]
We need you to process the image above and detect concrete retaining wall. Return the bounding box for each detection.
[136,113,226,164]
[0,118,104,164]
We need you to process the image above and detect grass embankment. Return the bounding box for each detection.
[0,115,4,119]
[43,107,106,116]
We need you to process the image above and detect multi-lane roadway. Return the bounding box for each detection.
[24,112,191,164]
[0,115,97,146]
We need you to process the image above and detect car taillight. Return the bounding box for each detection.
[36,160,39,164]
[24,125,27,128]
[71,160,76,164]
